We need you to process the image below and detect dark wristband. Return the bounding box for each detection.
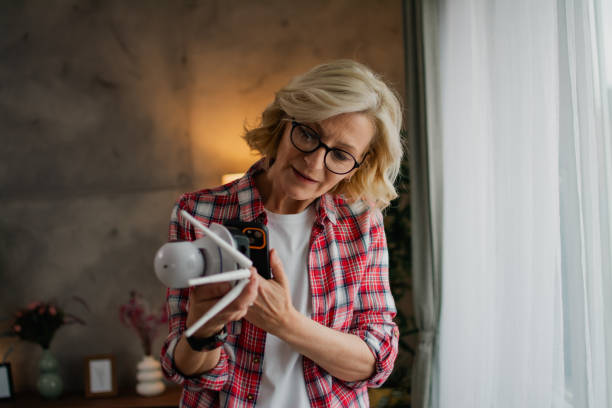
[185,327,228,351]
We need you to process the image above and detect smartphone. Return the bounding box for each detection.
[225,221,271,279]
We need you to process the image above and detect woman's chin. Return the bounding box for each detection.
[278,184,318,206]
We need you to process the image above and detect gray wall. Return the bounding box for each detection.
[0,0,404,392]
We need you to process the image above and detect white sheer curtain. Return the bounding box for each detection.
[428,0,612,407]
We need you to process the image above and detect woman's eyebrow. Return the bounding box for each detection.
[308,122,323,135]
[306,121,360,155]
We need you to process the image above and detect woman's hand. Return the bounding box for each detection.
[187,268,259,337]
[174,269,259,376]
[246,248,375,382]
[245,249,297,335]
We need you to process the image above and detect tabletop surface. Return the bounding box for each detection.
[3,386,182,407]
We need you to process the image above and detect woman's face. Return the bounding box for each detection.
[265,112,375,212]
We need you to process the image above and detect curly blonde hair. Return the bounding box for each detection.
[243,60,404,209]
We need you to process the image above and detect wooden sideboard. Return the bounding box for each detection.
[2,386,182,407]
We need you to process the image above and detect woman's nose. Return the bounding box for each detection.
[303,146,326,170]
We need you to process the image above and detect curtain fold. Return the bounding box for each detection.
[423,0,612,406]
[403,1,441,407]
[558,0,612,405]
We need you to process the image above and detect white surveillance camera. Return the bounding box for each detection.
[153,211,253,337]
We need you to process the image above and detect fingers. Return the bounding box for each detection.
[187,271,259,337]
[269,249,289,288]
[232,269,259,309]
[191,281,232,301]
[207,277,257,322]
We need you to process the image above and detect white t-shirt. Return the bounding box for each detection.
[255,207,315,407]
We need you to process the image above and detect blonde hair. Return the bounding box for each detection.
[243,60,404,209]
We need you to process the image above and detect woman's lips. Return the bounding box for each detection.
[292,167,317,182]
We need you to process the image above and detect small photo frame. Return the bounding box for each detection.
[0,363,14,400]
[84,354,117,398]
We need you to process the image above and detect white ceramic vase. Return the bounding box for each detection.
[136,355,166,397]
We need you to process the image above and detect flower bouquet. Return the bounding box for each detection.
[119,291,168,397]
[4,298,88,349]
[1,297,88,399]
[118,291,167,356]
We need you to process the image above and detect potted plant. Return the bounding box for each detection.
[118,291,168,397]
[2,298,88,399]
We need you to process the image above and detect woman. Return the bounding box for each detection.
[160,60,403,407]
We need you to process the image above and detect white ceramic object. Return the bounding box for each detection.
[136,356,165,397]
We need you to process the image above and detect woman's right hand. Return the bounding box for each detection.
[185,268,259,338]
[174,268,259,376]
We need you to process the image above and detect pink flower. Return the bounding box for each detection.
[27,301,40,310]
[11,297,88,349]
[119,291,166,356]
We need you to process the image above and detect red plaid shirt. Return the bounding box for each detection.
[160,160,398,407]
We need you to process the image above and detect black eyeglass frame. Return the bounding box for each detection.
[289,120,366,175]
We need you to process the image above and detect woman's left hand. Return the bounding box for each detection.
[245,249,297,335]
[246,249,376,383]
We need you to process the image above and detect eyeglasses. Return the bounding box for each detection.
[290,121,365,175]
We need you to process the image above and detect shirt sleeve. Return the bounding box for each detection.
[344,209,399,389]
[159,196,231,391]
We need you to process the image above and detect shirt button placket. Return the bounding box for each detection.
[248,356,260,404]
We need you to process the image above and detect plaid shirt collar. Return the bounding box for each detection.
[239,158,338,226]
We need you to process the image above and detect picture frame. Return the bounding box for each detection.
[84,354,117,398]
[0,363,14,400]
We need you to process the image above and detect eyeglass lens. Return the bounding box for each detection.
[291,123,358,174]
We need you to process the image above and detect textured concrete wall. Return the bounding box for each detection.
[0,0,404,392]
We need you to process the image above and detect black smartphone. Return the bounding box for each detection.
[225,221,271,279]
